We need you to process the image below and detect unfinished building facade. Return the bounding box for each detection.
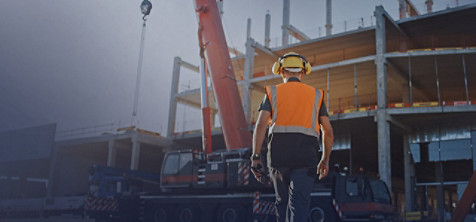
[168,3,476,218]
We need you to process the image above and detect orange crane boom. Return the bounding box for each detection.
[194,0,251,152]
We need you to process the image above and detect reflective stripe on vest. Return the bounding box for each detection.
[266,83,324,138]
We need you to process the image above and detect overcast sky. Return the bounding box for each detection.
[1,0,472,137]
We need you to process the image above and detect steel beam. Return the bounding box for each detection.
[250,39,280,60]
[408,56,413,105]
[178,60,200,73]
[310,55,376,72]
[386,48,476,58]
[243,38,255,124]
[375,5,392,191]
[382,5,408,38]
[285,24,311,41]
[472,132,476,171]
[247,18,251,40]
[354,64,358,110]
[327,69,330,112]
[463,55,470,104]
[176,88,201,97]
[328,110,376,121]
[387,105,476,115]
[265,11,271,48]
[282,0,290,45]
[325,0,332,36]
[403,135,416,212]
[107,139,116,167]
[434,56,441,104]
[130,131,141,170]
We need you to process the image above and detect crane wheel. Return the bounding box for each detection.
[308,205,337,222]
[153,205,170,222]
[176,205,200,222]
[216,204,245,222]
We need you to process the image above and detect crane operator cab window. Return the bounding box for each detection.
[161,151,195,188]
[162,152,193,175]
[163,153,180,175]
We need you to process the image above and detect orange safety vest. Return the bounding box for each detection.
[265,82,324,138]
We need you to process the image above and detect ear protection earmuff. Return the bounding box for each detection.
[272,54,312,75]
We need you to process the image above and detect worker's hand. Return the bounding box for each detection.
[251,160,265,182]
[317,160,329,180]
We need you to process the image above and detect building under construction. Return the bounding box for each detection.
[166,1,476,218]
[1,0,476,220]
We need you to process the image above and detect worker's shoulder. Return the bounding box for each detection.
[294,82,321,92]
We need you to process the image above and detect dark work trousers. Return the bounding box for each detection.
[269,167,315,222]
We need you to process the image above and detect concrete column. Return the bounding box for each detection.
[425,0,433,13]
[434,56,441,105]
[354,64,358,109]
[404,135,415,211]
[243,38,255,125]
[326,0,332,36]
[472,131,476,171]
[375,6,392,191]
[167,57,181,138]
[282,0,290,46]
[265,11,271,48]
[107,139,116,167]
[408,56,413,106]
[247,18,252,40]
[436,161,445,221]
[130,132,141,170]
[399,0,407,19]
[327,69,330,112]
[463,55,470,105]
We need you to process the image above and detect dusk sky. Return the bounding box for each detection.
[1,0,472,137]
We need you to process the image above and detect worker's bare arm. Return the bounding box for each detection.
[252,110,270,155]
[317,115,333,179]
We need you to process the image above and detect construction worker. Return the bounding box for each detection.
[251,52,333,222]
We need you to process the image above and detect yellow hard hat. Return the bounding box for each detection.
[272,52,311,75]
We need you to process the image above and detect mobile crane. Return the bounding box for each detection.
[84,0,396,221]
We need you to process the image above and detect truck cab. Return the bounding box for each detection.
[308,173,394,222]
